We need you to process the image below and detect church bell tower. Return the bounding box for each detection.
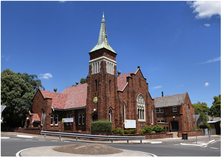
[86,13,118,131]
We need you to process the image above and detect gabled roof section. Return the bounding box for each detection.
[62,83,88,109]
[90,12,116,54]
[41,90,68,109]
[117,71,136,91]
[154,93,186,108]
[32,113,40,121]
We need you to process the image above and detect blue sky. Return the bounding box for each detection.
[1,1,220,108]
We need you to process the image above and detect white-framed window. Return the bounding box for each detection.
[51,114,54,125]
[156,108,164,113]
[109,110,112,122]
[82,113,84,125]
[157,120,165,123]
[172,107,177,112]
[91,61,101,74]
[55,114,58,125]
[78,114,81,125]
[137,94,145,121]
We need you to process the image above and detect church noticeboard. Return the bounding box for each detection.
[93,97,98,103]
[62,118,74,123]
[124,120,136,128]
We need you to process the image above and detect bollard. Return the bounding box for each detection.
[111,139,113,143]
[127,140,129,143]
[76,137,78,141]
[44,134,46,138]
[59,135,61,140]
[140,139,142,144]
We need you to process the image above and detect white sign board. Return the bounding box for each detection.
[124,120,136,128]
[62,118,74,123]
[193,115,200,122]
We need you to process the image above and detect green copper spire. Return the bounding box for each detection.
[90,12,116,54]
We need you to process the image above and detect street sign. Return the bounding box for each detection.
[193,114,200,144]
[193,114,200,121]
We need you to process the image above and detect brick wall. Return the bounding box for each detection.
[177,130,203,137]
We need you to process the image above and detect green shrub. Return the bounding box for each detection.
[91,120,112,132]
[111,127,124,135]
[152,124,164,132]
[139,129,146,134]
[151,131,156,133]
[124,129,136,134]
[143,126,152,133]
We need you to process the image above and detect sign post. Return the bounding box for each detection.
[193,114,200,144]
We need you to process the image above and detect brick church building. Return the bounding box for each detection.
[24,13,195,133]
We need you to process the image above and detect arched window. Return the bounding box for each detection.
[51,114,54,125]
[41,109,44,125]
[78,114,81,125]
[95,80,97,91]
[109,109,112,122]
[137,94,145,121]
[82,113,84,125]
[123,104,126,123]
[55,114,58,125]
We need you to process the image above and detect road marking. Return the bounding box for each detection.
[63,141,70,142]
[25,139,33,141]
[151,141,162,144]
[210,147,218,149]
[51,140,58,142]
[17,135,33,138]
[38,139,46,141]
[16,147,32,157]
[1,137,10,139]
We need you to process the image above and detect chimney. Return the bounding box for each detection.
[76,81,79,86]
[118,70,121,76]
[162,91,164,97]
[54,88,57,93]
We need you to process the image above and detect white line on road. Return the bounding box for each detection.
[151,141,162,144]
[17,135,33,138]
[1,137,10,139]
[210,147,218,149]
[51,140,58,142]
[63,141,70,142]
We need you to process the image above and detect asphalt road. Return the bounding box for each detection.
[1,135,220,156]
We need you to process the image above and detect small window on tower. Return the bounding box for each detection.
[95,80,97,91]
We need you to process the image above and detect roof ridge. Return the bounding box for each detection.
[153,93,186,99]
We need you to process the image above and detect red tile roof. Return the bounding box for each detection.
[117,71,136,91]
[32,113,40,121]
[38,70,137,109]
[41,90,68,109]
[62,83,88,109]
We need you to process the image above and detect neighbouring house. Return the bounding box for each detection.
[207,116,221,135]
[154,92,196,132]
[23,13,195,134]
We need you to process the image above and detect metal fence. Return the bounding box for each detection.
[41,130,145,143]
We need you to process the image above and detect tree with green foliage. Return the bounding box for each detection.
[209,95,221,117]
[1,69,44,127]
[80,75,89,84]
[192,102,210,115]
[193,103,209,128]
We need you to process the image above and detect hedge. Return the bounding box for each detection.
[90,120,112,132]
